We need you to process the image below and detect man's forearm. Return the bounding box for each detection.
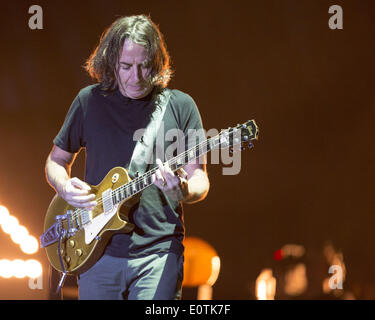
[45,156,70,195]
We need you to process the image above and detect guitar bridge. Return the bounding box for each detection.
[40,210,79,248]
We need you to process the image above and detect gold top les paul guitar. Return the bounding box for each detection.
[40,120,259,275]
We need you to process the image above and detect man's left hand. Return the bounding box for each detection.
[154,158,189,202]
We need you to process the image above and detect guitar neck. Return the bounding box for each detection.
[111,135,218,204]
[110,119,257,205]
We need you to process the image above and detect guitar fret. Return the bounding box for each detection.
[112,141,215,203]
[147,174,154,185]
[195,147,200,158]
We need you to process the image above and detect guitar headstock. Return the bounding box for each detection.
[218,120,259,151]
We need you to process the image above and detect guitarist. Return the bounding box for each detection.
[45,14,210,300]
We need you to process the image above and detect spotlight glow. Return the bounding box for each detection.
[0,259,13,278]
[12,259,27,278]
[25,259,43,278]
[20,235,39,254]
[1,215,19,235]
[0,206,10,225]
[10,225,29,245]
[0,259,43,279]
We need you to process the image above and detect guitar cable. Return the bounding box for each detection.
[56,232,67,296]
[47,234,67,299]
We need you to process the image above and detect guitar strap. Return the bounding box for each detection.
[128,88,171,178]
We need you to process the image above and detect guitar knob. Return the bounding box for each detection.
[69,240,75,247]
[75,249,83,257]
[65,256,71,263]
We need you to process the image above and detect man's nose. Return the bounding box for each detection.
[131,65,142,83]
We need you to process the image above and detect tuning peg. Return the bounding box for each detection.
[243,135,249,141]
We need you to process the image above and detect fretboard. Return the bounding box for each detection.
[110,134,223,204]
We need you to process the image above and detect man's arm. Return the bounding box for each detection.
[180,162,209,204]
[45,145,96,209]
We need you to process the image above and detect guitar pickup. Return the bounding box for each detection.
[102,188,114,213]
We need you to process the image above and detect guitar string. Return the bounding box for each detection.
[67,125,251,224]
[68,127,250,224]
[68,127,249,224]
[68,136,216,223]
[67,145,209,224]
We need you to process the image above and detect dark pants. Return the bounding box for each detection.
[77,252,183,300]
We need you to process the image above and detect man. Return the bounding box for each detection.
[45,14,209,300]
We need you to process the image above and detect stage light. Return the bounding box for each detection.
[10,225,29,245]
[0,204,40,254]
[207,256,221,286]
[12,259,27,279]
[1,215,19,235]
[257,279,267,300]
[0,205,10,225]
[0,259,43,279]
[255,268,276,300]
[20,235,39,254]
[25,259,42,278]
[0,259,13,278]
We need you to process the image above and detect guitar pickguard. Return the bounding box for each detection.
[83,204,119,244]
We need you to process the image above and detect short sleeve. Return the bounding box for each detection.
[53,94,84,153]
[176,92,206,150]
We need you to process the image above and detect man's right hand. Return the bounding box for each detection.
[60,177,97,210]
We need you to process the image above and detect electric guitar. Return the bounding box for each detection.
[40,120,259,275]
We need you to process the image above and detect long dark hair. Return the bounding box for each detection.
[84,15,173,92]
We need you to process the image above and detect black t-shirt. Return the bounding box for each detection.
[53,84,204,258]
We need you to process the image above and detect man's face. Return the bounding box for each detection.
[116,39,154,99]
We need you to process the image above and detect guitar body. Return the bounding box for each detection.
[43,167,137,275]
